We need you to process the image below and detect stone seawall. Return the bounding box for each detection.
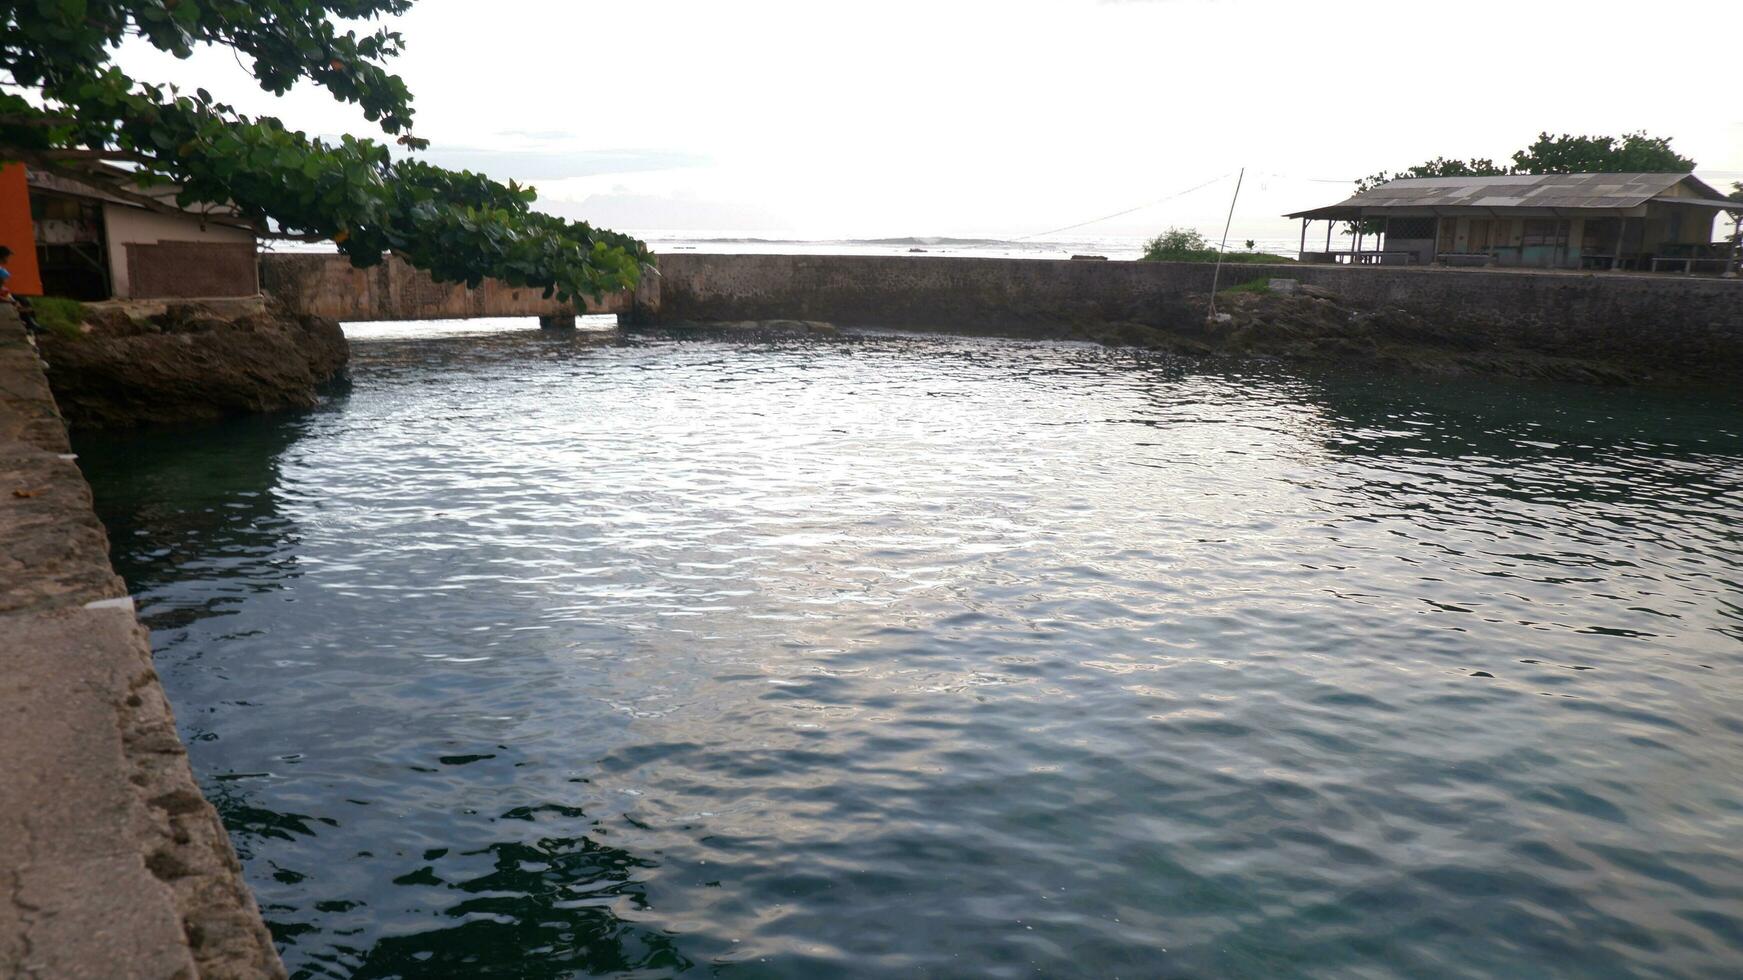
[640,254,1743,378]
[0,305,285,977]
[261,252,630,322]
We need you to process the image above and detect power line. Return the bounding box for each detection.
[1015,172,1233,240]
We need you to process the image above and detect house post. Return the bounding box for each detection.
[1611,214,1627,271]
[1726,211,1741,278]
[1299,219,1307,258]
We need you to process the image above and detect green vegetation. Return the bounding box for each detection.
[1218,278,1272,297]
[1139,228,1293,264]
[1141,227,1214,261]
[1357,132,1698,195]
[1,0,647,303]
[29,297,88,340]
[1512,132,1695,176]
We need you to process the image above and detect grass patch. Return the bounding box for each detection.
[1142,248,1297,264]
[1219,277,1272,296]
[1212,251,1297,264]
[29,297,89,340]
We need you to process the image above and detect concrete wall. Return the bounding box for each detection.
[642,253,1743,376]
[102,203,256,298]
[0,164,44,295]
[261,252,631,322]
[0,304,284,977]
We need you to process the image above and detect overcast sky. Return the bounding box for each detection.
[119,0,1743,243]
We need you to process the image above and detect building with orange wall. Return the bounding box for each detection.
[2,164,258,300]
[0,164,45,296]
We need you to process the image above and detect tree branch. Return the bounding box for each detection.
[37,148,147,162]
[12,151,256,230]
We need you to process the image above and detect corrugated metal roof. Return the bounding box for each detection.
[1285,172,1740,218]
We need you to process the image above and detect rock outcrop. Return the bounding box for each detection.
[39,303,348,430]
[1073,288,1642,385]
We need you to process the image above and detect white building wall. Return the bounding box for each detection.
[101,203,255,298]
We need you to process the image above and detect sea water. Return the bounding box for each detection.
[77,324,1743,978]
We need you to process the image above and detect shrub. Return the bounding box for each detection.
[1141,227,1215,261]
[1140,228,1295,264]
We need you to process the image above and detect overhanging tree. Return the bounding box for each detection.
[0,0,649,302]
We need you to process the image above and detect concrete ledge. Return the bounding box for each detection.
[0,305,283,978]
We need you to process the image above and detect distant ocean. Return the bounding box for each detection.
[263,231,1305,262]
[635,231,1304,262]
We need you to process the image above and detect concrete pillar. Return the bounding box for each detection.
[538,312,577,330]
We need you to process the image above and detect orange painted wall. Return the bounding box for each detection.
[0,164,44,295]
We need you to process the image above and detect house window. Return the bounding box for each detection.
[1387,216,1437,239]
[1582,218,1619,253]
[1521,219,1570,247]
[1474,219,1499,251]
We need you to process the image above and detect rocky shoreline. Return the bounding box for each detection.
[29,281,1705,438]
[644,291,1657,387]
[1069,286,1647,386]
[39,302,348,430]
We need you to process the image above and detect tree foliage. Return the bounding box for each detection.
[1347,132,1700,235]
[1355,156,1508,195]
[1510,132,1695,175]
[1359,132,1698,195]
[0,0,648,301]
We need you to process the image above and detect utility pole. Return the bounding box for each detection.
[1206,168,1246,322]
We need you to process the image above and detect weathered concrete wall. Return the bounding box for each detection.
[0,305,285,977]
[641,253,1743,376]
[261,252,631,322]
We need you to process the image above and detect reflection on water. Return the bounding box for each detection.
[77,328,1743,978]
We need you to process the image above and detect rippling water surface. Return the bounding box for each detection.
[76,323,1743,978]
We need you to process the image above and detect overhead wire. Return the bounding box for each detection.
[1015,172,1233,240]
[1014,168,1367,241]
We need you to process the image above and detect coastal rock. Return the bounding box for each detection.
[1077,291,1643,385]
[39,303,348,430]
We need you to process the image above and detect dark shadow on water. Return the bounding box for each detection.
[209,794,696,978]
[74,410,315,616]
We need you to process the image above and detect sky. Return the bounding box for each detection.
[117,0,1743,244]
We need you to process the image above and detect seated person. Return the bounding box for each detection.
[0,246,42,335]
